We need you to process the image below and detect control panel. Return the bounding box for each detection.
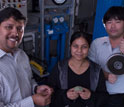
[0,0,27,17]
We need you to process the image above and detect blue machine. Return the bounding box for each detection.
[44,16,69,72]
[93,0,124,40]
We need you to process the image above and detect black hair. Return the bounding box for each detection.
[0,7,27,24]
[70,31,92,46]
[103,6,124,24]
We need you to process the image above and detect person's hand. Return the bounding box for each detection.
[32,93,51,106]
[120,37,124,54]
[67,88,79,100]
[78,87,91,100]
[108,73,117,84]
[36,85,53,96]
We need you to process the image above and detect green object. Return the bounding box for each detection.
[74,86,83,92]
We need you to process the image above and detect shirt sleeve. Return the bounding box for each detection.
[0,96,34,107]
[88,39,99,64]
[0,81,34,107]
[24,51,38,93]
[31,77,38,94]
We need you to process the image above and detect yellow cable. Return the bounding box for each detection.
[30,60,44,75]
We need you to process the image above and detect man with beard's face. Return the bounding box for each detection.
[0,7,53,107]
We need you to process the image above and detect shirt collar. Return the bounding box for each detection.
[0,48,19,58]
[101,36,110,45]
[0,49,7,58]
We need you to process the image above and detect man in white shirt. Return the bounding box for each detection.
[89,6,124,107]
[0,7,53,107]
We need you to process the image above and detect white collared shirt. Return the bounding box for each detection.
[88,36,124,94]
[0,48,36,107]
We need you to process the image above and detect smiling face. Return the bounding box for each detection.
[105,18,124,39]
[0,17,25,53]
[70,37,89,61]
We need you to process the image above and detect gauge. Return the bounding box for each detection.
[59,16,64,23]
[52,0,67,5]
[53,17,59,23]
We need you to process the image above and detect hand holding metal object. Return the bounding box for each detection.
[74,86,83,92]
[107,53,124,75]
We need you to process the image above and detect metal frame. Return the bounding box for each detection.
[39,0,75,60]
